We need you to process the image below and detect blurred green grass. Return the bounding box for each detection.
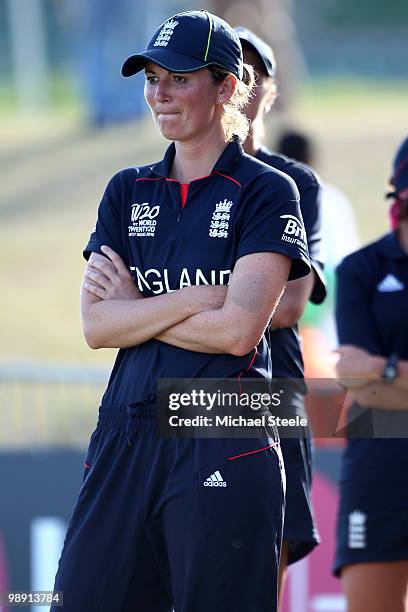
[0,73,83,150]
[0,72,79,110]
[1,77,407,364]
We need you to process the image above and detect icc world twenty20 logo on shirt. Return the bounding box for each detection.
[128,203,161,237]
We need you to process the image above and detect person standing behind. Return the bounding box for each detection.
[235,27,326,600]
[277,129,360,354]
[334,136,408,612]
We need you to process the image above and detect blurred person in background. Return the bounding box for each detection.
[51,10,311,612]
[235,27,326,602]
[277,129,360,377]
[211,0,307,115]
[334,136,408,612]
[56,0,148,125]
[277,131,360,267]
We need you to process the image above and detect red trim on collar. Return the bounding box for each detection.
[213,171,242,187]
[135,172,241,187]
[135,177,163,182]
[180,183,189,208]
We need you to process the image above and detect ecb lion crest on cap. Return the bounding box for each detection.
[154,19,179,47]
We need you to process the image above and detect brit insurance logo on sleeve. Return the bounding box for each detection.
[129,203,160,237]
[280,214,307,249]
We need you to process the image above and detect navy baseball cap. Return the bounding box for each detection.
[122,10,243,80]
[234,27,276,78]
[391,136,408,195]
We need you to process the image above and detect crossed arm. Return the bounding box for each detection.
[81,245,291,356]
[335,345,408,398]
[270,270,315,329]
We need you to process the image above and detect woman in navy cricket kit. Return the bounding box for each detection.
[51,10,311,612]
[235,27,325,598]
[334,136,408,612]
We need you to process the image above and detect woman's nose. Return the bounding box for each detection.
[155,79,171,102]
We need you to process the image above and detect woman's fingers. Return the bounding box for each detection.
[88,247,132,286]
[87,254,116,281]
[84,269,110,289]
[101,245,130,276]
[83,281,106,299]
[85,249,141,300]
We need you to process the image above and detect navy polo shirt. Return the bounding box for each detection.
[336,232,408,482]
[336,232,408,359]
[256,147,326,379]
[84,139,310,408]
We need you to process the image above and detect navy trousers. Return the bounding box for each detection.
[51,405,285,612]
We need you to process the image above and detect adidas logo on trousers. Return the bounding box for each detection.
[203,470,227,487]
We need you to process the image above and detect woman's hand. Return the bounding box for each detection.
[83,245,142,301]
[184,284,228,312]
[80,247,229,350]
[335,345,384,388]
[335,345,408,409]
[84,245,228,308]
[156,252,291,355]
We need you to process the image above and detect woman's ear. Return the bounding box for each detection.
[218,74,237,105]
[264,80,277,114]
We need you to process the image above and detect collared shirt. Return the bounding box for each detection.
[336,231,408,359]
[84,139,311,408]
[256,147,326,379]
[336,232,408,485]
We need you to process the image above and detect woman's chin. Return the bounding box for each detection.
[158,126,185,141]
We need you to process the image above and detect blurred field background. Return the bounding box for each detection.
[0,0,407,445]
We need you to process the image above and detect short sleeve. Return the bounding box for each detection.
[298,180,327,304]
[236,172,311,281]
[335,255,382,353]
[83,172,127,262]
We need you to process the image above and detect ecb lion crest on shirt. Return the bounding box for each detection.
[209,199,234,239]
